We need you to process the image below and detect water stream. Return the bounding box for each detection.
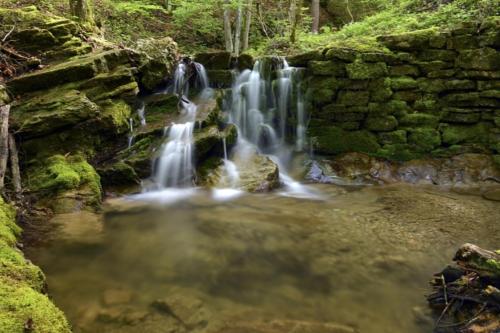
[25,184,500,333]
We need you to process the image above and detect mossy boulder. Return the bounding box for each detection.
[378,130,407,145]
[26,154,102,212]
[346,61,387,79]
[378,28,438,51]
[0,197,71,333]
[399,113,440,128]
[310,126,380,155]
[389,77,418,90]
[11,89,100,139]
[195,51,232,70]
[364,115,398,132]
[440,122,493,145]
[457,48,500,70]
[308,61,346,76]
[206,70,234,88]
[408,128,442,152]
[97,161,140,187]
[198,151,280,193]
[135,37,179,90]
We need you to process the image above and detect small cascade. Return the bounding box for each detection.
[226,58,309,188]
[127,118,134,148]
[137,102,146,127]
[151,61,210,189]
[220,137,240,188]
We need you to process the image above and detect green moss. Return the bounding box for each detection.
[346,61,388,79]
[399,113,440,128]
[457,47,500,70]
[0,199,18,247]
[0,242,45,291]
[0,278,71,333]
[99,99,133,134]
[0,196,71,333]
[98,161,139,187]
[308,61,346,76]
[364,115,398,132]
[389,65,420,77]
[378,130,407,145]
[27,155,102,203]
[337,91,370,106]
[440,122,493,145]
[389,77,418,90]
[408,128,442,152]
[377,28,438,51]
[375,144,421,161]
[310,126,380,155]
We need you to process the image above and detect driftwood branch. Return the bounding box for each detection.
[0,105,10,191]
[2,25,16,43]
[454,243,500,277]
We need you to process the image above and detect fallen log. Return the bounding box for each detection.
[454,243,500,278]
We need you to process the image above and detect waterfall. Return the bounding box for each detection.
[228,58,307,167]
[152,61,210,189]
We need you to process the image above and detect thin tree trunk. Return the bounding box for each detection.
[69,0,95,25]
[223,0,234,53]
[8,133,21,196]
[243,0,253,51]
[234,5,243,56]
[311,0,320,34]
[289,0,302,43]
[256,2,270,39]
[0,105,10,191]
[345,0,354,23]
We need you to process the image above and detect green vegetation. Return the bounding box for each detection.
[0,198,71,333]
[1,0,497,55]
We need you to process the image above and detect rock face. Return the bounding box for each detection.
[310,152,500,186]
[300,18,500,162]
[1,6,178,205]
[0,198,71,333]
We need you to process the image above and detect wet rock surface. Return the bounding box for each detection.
[308,152,500,188]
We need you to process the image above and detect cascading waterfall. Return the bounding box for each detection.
[227,58,308,181]
[152,61,210,189]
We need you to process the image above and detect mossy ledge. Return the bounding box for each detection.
[0,198,71,333]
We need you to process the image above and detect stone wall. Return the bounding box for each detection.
[288,18,500,162]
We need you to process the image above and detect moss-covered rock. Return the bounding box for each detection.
[324,48,357,62]
[389,77,418,90]
[375,144,421,161]
[440,122,493,145]
[378,28,438,50]
[135,37,179,90]
[0,197,71,333]
[206,70,234,88]
[337,91,370,106]
[195,51,232,70]
[26,154,102,212]
[364,115,398,132]
[408,128,441,152]
[399,113,440,128]
[346,61,388,79]
[378,130,407,145]
[11,89,100,139]
[97,161,140,187]
[308,61,346,76]
[310,126,380,155]
[457,48,500,70]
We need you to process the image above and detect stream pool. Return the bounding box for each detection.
[25,184,500,333]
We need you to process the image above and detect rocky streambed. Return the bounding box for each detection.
[24,183,500,333]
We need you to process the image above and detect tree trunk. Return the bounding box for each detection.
[311,0,320,34]
[0,105,10,191]
[234,5,243,56]
[243,0,253,51]
[8,133,21,197]
[223,0,234,53]
[289,0,302,43]
[69,0,95,25]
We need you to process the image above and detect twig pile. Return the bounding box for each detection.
[428,243,500,333]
